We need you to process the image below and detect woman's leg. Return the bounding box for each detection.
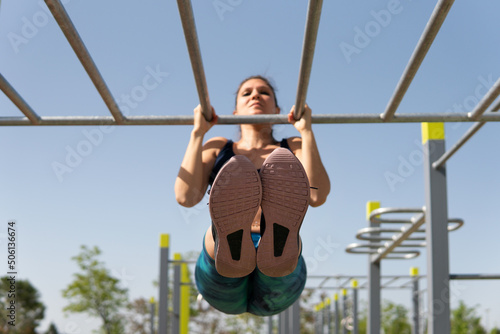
[247,255,307,316]
[195,232,250,315]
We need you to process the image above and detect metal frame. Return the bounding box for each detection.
[2,1,498,333]
[1,0,499,129]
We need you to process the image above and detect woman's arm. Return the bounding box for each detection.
[174,105,222,207]
[288,104,331,207]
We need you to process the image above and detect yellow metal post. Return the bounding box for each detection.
[180,257,190,334]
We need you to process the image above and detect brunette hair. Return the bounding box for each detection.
[234,75,279,109]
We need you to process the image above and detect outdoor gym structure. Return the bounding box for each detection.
[1,0,499,333]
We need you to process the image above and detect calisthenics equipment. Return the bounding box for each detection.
[1,1,499,332]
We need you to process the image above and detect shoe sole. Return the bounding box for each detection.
[257,148,310,277]
[209,155,261,278]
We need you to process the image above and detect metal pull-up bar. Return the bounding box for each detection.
[177,0,213,122]
[45,0,126,125]
[0,73,41,125]
[293,0,323,120]
[381,0,455,122]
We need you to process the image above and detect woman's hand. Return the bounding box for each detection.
[288,104,312,134]
[193,104,218,136]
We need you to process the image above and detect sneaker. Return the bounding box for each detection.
[257,148,310,277]
[209,155,261,278]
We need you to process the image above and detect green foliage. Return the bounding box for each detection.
[62,245,128,334]
[381,300,412,334]
[451,300,486,334]
[489,328,500,334]
[0,276,45,333]
[356,300,411,334]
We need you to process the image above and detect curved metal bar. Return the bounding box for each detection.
[177,0,212,121]
[356,227,425,242]
[380,0,455,121]
[345,243,382,254]
[447,218,464,231]
[369,207,424,224]
[45,0,126,125]
[0,73,41,125]
[293,0,323,120]
[346,243,421,260]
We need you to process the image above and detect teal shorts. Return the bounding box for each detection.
[195,233,307,316]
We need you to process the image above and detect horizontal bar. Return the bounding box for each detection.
[177,0,212,122]
[294,0,323,120]
[2,112,500,126]
[432,121,485,169]
[381,0,455,122]
[371,213,426,263]
[468,77,500,120]
[449,274,500,280]
[45,0,126,124]
[0,73,41,125]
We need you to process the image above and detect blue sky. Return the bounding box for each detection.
[1,0,499,332]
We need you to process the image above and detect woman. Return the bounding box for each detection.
[175,75,330,316]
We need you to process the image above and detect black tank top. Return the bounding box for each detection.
[208,138,292,186]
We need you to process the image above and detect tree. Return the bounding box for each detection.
[356,300,411,334]
[124,298,152,334]
[44,322,59,334]
[381,300,412,334]
[490,328,500,334]
[451,300,486,334]
[62,245,128,334]
[0,276,45,333]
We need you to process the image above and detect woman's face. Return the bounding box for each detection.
[234,79,280,116]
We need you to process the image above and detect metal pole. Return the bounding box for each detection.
[180,261,190,334]
[318,302,324,334]
[150,297,156,334]
[44,0,126,124]
[0,73,41,125]
[342,289,348,334]
[292,299,301,334]
[468,77,500,120]
[176,0,212,121]
[293,0,323,120]
[158,234,170,334]
[172,254,182,334]
[352,281,358,334]
[2,112,500,126]
[367,201,381,334]
[422,122,450,334]
[325,298,331,334]
[381,0,455,122]
[268,316,273,334]
[410,268,420,334]
[334,294,339,334]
